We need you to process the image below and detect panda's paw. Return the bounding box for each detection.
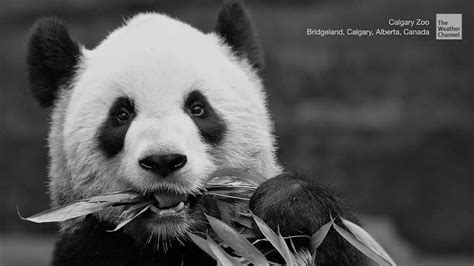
[249,173,367,265]
[250,173,348,235]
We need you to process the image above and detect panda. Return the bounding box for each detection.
[27,1,366,265]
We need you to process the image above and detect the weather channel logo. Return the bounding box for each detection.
[436,14,462,40]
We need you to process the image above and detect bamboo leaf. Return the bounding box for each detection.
[188,233,243,265]
[208,193,250,201]
[206,214,268,266]
[208,168,266,186]
[341,218,396,265]
[107,204,151,232]
[120,201,153,218]
[82,191,141,204]
[231,216,253,229]
[332,221,392,266]
[215,201,234,224]
[187,233,218,261]
[20,201,114,223]
[251,213,295,266]
[206,235,244,266]
[278,231,296,265]
[310,218,334,254]
[19,191,141,223]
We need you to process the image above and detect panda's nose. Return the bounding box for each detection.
[139,154,187,177]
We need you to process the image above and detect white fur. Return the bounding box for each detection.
[48,13,282,235]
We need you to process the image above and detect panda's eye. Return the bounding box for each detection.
[116,109,131,123]
[189,102,205,117]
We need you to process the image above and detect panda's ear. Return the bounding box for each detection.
[27,17,81,107]
[214,0,263,70]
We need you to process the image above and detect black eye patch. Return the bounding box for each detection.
[184,90,227,145]
[97,97,135,158]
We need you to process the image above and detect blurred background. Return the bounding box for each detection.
[1,0,472,265]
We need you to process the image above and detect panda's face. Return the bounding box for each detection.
[28,5,281,241]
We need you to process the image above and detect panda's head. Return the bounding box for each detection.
[27,1,281,241]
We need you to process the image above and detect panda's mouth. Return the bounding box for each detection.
[147,191,191,216]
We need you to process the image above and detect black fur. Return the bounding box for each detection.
[185,90,227,145]
[52,215,215,266]
[215,0,263,70]
[250,173,367,265]
[97,97,135,158]
[27,17,81,107]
